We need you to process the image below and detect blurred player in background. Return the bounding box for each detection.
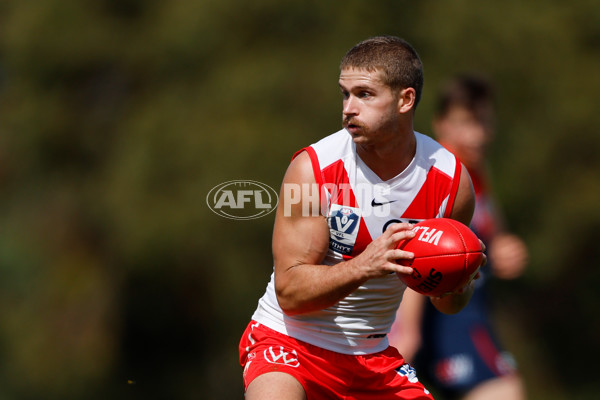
[389,74,528,400]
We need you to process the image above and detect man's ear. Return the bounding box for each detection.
[398,88,417,114]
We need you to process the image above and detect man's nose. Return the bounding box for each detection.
[343,96,358,116]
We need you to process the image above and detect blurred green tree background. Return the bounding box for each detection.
[0,0,598,399]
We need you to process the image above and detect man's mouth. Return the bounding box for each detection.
[344,119,363,131]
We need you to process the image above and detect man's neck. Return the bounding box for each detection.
[356,130,417,181]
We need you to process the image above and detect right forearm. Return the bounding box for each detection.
[275,260,366,315]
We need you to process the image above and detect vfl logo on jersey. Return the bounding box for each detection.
[264,346,300,368]
[328,204,361,255]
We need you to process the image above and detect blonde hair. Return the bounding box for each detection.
[340,36,424,107]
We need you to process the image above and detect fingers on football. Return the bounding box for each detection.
[387,249,414,275]
[389,248,414,262]
[388,227,415,246]
[384,222,414,234]
[394,265,414,276]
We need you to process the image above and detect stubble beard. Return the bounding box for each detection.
[344,113,401,148]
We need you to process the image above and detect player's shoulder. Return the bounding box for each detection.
[415,131,457,174]
[312,129,350,148]
[415,131,451,155]
[289,129,353,174]
[285,150,315,184]
[311,129,353,161]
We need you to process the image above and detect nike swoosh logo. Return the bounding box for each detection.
[371,199,398,207]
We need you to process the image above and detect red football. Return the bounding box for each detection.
[395,218,484,297]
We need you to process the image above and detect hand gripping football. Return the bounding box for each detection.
[396,218,484,297]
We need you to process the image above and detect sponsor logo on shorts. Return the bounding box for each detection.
[397,364,431,395]
[397,363,420,383]
[264,346,300,368]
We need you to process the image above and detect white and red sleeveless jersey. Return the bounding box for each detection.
[252,129,461,355]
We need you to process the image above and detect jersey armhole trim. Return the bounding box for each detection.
[443,155,462,218]
[292,146,323,189]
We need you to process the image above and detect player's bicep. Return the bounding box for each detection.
[272,152,330,272]
[448,163,475,226]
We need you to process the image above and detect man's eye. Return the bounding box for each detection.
[359,92,371,98]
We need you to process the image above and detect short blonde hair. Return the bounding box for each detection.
[340,36,424,107]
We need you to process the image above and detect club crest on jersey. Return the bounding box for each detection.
[328,204,360,255]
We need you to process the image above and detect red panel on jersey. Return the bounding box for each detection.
[402,166,453,220]
[443,157,462,218]
[321,159,358,208]
[349,217,373,257]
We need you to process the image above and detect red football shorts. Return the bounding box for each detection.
[239,321,434,400]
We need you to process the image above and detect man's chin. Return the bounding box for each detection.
[345,125,363,137]
[347,131,361,141]
[350,134,369,147]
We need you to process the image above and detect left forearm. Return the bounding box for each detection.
[429,280,475,314]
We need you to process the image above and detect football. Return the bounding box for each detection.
[396,218,484,297]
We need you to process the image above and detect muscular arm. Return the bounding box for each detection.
[273,151,416,315]
[429,163,482,315]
